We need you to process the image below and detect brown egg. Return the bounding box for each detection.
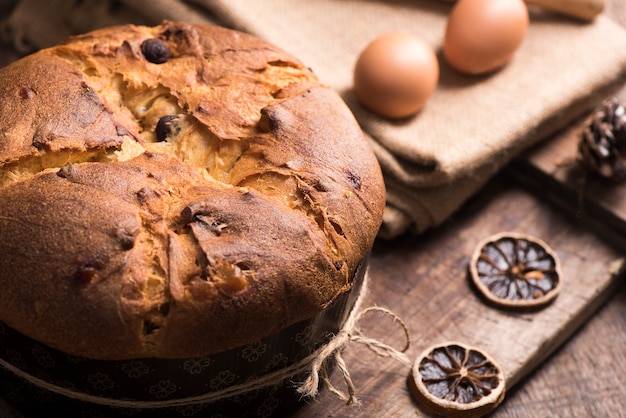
[444,0,529,75]
[353,32,439,119]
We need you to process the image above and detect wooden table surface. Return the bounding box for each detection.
[1,2,626,418]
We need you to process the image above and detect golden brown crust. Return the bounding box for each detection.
[0,21,385,359]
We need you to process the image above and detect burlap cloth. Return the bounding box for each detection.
[3,0,626,238]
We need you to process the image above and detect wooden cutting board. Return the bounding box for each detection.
[509,115,626,251]
[292,118,626,416]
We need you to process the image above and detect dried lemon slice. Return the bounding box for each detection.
[469,232,563,310]
[410,342,505,417]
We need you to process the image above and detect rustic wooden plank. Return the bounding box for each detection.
[292,177,625,417]
[507,112,626,252]
[497,282,626,417]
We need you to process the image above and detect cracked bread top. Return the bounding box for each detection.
[0,21,385,360]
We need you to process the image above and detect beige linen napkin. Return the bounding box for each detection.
[3,0,626,238]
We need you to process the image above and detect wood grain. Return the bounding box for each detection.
[293,177,625,417]
[498,281,626,417]
[508,116,626,250]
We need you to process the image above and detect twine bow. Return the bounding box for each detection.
[296,287,413,406]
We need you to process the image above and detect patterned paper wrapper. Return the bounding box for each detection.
[0,258,368,418]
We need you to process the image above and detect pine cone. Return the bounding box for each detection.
[577,98,626,180]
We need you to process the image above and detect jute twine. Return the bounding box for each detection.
[295,288,412,406]
[0,272,412,410]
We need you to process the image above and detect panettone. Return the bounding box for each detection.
[0,21,385,361]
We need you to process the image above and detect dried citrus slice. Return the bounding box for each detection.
[469,232,563,310]
[410,342,505,417]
